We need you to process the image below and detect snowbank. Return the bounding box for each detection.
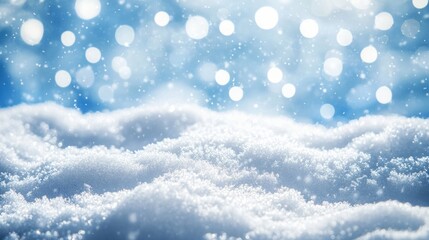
[1,103,429,239]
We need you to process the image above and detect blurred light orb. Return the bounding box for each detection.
[320,104,335,119]
[98,85,114,102]
[198,62,217,82]
[85,47,101,64]
[336,28,353,46]
[10,0,26,6]
[374,12,394,31]
[323,57,343,77]
[267,67,283,83]
[350,0,372,9]
[111,56,128,73]
[75,0,101,20]
[401,19,420,38]
[219,20,235,36]
[154,11,170,27]
[55,70,72,88]
[186,16,209,40]
[115,25,135,47]
[255,6,279,30]
[215,69,230,86]
[20,19,44,46]
[61,31,76,47]
[282,83,296,98]
[229,87,244,101]
[376,86,392,104]
[118,66,132,80]
[76,66,95,88]
[412,0,428,9]
[360,45,378,63]
[300,19,319,38]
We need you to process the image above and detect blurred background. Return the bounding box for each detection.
[0,0,428,123]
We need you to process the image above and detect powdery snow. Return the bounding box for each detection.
[1,103,429,239]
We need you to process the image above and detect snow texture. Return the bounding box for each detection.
[1,103,429,239]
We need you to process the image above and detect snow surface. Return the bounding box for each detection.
[1,103,429,239]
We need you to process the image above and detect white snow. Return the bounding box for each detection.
[1,103,429,239]
[20,19,44,46]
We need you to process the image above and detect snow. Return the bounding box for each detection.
[0,103,428,239]
[20,19,44,46]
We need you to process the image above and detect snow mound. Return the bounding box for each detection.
[1,103,429,239]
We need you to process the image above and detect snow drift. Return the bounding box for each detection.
[1,103,429,239]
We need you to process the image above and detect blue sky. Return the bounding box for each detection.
[0,0,428,123]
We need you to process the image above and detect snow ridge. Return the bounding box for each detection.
[1,103,429,239]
